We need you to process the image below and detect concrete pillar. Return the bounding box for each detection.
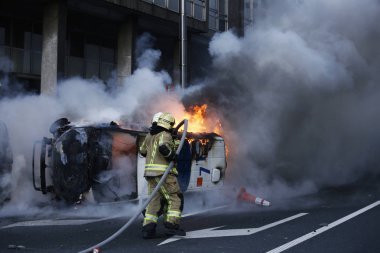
[117,17,135,86]
[41,0,67,95]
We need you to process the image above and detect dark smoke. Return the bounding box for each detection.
[184,0,380,195]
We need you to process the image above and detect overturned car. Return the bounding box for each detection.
[32,118,227,203]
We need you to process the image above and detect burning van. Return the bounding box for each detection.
[32,118,227,203]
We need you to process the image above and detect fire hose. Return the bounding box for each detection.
[78,119,188,253]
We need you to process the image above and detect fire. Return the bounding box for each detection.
[179,104,229,157]
[183,104,222,134]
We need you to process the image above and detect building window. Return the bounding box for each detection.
[153,0,167,8]
[186,0,192,16]
[31,23,42,75]
[0,17,11,68]
[210,0,217,9]
[67,12,117,83]
[244,0,265,26]
[168,0,179,11]
[67,32,116,81]
[218,0,228,31]
[100,46,115,81]
[69,32,84,58]
[244,0,254,25]
[0,17,11,47]
[186,0,206,21]
[84,44,100,79]
[0,17,42,75]
[193,0,205,20]
[144,0,206,21]
[209,0,228,31]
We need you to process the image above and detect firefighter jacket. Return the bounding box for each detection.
[139,131,178,177]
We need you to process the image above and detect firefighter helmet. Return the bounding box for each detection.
[152,112,163,124]
[157,112,175,130]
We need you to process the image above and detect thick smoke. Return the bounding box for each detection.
[185,0,380,198]
[2,0,380,215]
[0,33,187,215]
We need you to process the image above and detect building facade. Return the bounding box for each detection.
[0,0,245,95]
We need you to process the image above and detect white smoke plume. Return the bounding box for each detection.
[135,32,162,69]
[184,0,380,200]
[2,0,379,216]
[0,33,187,215]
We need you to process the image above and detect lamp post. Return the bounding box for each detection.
[180,0,187,89]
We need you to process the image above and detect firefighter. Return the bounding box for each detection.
[146,112,184,220]
[139,112,186,239]
[0,120,13,204]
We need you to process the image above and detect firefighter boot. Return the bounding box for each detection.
[142,223,157,239]
[164,222,186,236]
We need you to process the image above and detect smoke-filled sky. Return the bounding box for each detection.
[184,0,380,196]
[1,0,380,212]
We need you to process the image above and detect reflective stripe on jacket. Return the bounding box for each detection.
[139,131,177,176]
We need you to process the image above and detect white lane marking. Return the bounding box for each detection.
[267,200,380,253]
[0,205,227,229]
[182,205,229,217]
[1,219,100,228]
[0,215,124,229]
[158,213,308,245]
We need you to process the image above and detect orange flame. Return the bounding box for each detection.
[180,104,229,157]
[183,104,222,134]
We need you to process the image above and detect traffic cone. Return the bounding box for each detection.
[237,187,271,206]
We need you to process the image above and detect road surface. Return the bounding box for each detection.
[0,183,379,253]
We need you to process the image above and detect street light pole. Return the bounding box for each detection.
[180,0,187,89]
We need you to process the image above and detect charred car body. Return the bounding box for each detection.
[33,118,227,203]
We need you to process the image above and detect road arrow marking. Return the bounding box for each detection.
[158,212,308,245]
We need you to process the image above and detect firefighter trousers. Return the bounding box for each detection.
[143,174,182,226]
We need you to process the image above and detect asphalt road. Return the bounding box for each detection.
[0,184,379,253]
